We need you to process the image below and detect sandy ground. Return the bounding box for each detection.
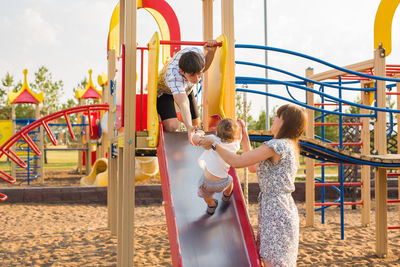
[1,200,400,266]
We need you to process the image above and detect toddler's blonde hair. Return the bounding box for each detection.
[216,118,240,143]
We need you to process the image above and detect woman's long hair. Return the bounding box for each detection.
[275,104,307,144]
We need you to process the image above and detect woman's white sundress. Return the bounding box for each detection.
[256,138,299,267]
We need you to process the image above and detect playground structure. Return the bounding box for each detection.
[235,0,400,257]
[2,69,108,185]
[8,69,44,185]
[105,1,252,266]
[1,0,400,266]
[75,69,104,175]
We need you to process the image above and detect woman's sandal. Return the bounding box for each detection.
[222,191,233,202]
[207,199,218,215]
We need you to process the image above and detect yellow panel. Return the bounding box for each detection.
[147,32,160,147]
[108,3,120,56]
[98,72,108,87]
[374,0,400,56]
[206,34,227,119]
[368,91,375,106]
[118,135,124,148]
[144,8,171,64]
[0,120,12,146]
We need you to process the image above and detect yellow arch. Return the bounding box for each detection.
[108,4,120,55]
[145,7,172,64]
[108,2,175,64]
[374,0,400,56]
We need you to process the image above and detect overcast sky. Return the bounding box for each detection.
[1,0,400,118]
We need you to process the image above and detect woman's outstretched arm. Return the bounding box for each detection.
[199,135,277,168]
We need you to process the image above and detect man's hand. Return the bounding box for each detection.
[187,126,197,145]
[204,40,218,53]
[192,130,205,146]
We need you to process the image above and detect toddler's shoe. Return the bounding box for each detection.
[207,199,218,215]
[222,191,233,202]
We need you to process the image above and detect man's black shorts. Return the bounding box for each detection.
[157,91,200,121]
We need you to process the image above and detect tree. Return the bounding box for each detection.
[248,110,266,130]
[0,72,14,120]
[235,93,254,126]
[0,72,13,104]
[30,66,64,116]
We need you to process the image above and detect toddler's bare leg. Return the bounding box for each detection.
[223,183,233,197]
[204,195,217,207]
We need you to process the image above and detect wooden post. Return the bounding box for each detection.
[121,0,136,266]
[360,81,372,226]
[107,49,117,234]
[221,0,235,119]
[86,120,92,174]
[202,0,213,130]
[305,67,315,227]
[117,146,124,266]
[374,47,388,258]
[11,103,16,178]
[36,104,44,184]
[117,0,125,265]
[376,167,388,257]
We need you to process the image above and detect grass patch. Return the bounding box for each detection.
[0,147,79,172]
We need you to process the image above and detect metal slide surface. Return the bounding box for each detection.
[160,131,259,267]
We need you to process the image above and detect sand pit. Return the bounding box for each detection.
[0,200,399,266]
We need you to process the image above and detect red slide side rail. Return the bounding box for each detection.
[0,104,109,200]
[157,122,182,267]
[230,167,262,266]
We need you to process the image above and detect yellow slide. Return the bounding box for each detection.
[80,157,159,186]
[80,158,108,187]
[135,157,159,182]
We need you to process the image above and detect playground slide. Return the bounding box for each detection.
[80,158,108,186]
[80,157,159,186]
[157,130,261,267]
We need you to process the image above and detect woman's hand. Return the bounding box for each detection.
[199,135,215,150]
[237,119,248,138]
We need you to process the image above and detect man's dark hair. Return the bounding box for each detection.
[178,51,205,75]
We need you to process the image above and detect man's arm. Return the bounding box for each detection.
[173,93,196,143]
[203,40,218,72]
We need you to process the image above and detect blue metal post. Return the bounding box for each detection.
[321,85,326,224]
[338,76,345,240]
